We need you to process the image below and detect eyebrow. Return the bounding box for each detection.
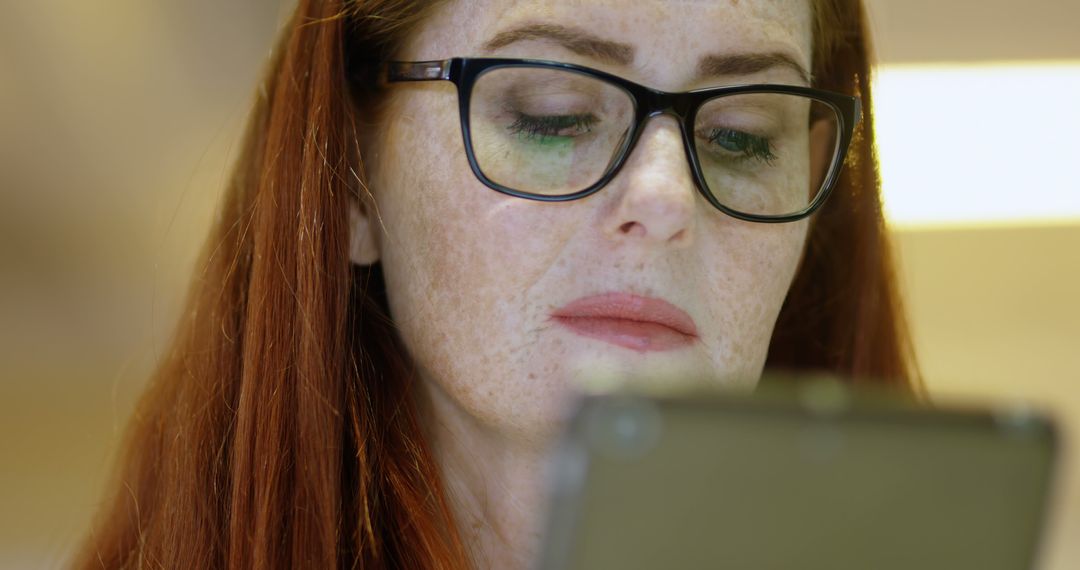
[482,24,634,66]
[698,52,811,85]
[481,23,812,85]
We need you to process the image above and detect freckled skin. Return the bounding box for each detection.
[355,0,814,567]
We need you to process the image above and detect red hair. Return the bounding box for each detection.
[74,0,918,568]
[767,1,921,389]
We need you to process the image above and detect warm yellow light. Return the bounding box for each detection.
[874,63,1080,228]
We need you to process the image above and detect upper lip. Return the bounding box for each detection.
[550,292,699,337]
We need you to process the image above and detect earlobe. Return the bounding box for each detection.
[348,198,381,266]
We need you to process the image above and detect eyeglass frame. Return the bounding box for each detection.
[376,57,862,224]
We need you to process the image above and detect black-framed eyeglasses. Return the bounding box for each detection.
[380,57,861,223]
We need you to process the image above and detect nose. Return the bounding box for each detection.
[602,116,696,249]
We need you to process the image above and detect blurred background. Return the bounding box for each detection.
[1,0,1077,567]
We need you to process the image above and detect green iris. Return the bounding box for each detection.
[706,129,776,164]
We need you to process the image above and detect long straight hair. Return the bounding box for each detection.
[767,1,920,389]
[74,0,918,568]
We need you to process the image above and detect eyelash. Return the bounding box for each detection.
[507,113,598,139]
[705,129,777,163]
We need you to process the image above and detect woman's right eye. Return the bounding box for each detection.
[700,128,777,164]
[506,112,598,141]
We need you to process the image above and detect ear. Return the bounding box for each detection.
[348,198,381,266]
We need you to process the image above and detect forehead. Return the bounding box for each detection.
[399,0,814,88]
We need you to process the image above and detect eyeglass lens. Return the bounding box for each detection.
[467,66,841,217]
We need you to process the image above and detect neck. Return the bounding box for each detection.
[418,378,559,570]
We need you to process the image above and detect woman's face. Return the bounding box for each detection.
[358,0,814,437]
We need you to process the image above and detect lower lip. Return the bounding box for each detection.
[551,316,696,352]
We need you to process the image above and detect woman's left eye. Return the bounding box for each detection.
[507,113,598,140]
[703,129,777,163]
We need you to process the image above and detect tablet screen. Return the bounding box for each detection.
[537,390,1058,570]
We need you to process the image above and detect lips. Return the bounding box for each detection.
[550,292,699,352]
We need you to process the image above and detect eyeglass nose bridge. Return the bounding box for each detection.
[605,89,702,196]
[642,87,694,119]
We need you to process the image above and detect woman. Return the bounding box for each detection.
[75,0,919,568]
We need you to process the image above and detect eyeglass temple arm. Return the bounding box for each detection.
[386,59,453,82]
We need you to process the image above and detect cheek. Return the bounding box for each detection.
[376,151,571,319]
[368,90,582,402]
[375,124,480,324]
[699,218,807,376]
[372,88,582,300]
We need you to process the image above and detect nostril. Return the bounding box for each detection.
[619,221,646,237]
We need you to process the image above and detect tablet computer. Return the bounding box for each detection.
[535,383,1059,570]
